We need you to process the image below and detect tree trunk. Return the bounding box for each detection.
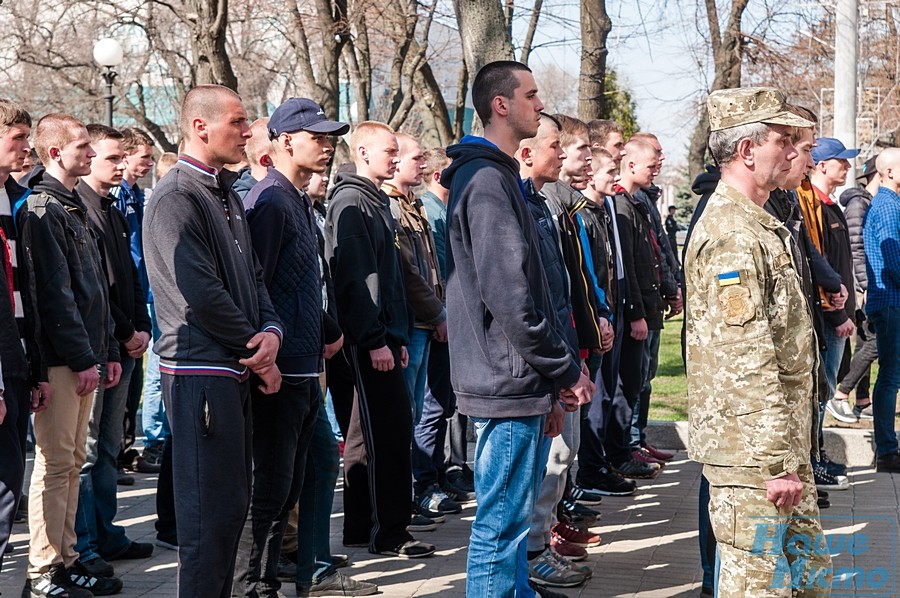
[453,0,514,79]
[578,0,611,121]
[687,0,749,185]
[187,0,238,89]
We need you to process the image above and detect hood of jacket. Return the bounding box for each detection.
[691,165,720,197]
[29,169,83,211]
[442,136,521,191]
[329,172,389,209]
[838,186,872,208]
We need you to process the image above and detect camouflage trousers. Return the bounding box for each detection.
[705,464,832,597]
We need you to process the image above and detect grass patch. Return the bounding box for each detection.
[648,313,688,421]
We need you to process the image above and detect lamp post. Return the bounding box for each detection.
[93,38,124,127]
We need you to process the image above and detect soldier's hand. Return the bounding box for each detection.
[369,345,395,371]
[764,472,804,509]
[630,318,648,341]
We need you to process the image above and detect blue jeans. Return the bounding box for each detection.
[631,329,659,448]
[75,358,136,561]
[821,325,848,399]
[323,388,342,441]
[870,307,900,456]
[467,415,544,598]
[295,389,341,585]
[142,303,169,446]
[411,341,454,495]
[404,328,432,426]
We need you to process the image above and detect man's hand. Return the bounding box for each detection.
[239,331,281,374]
[257,364,282,395]
[598,318,614,353]
[31,382,51,413]
[764,472,804,509]
[544,401,564,438]
[826,284,848,311]
[104,361,122,389]
[369,345,395,371]
[324,335,344,360]
[665,288,683,319]
[433,320,448,343]
[400,346,409,368]
[630,318,648,341]
[76,366,100,396]
[559,371,595,411]
[126,331,151,359]
[835,319,856,338]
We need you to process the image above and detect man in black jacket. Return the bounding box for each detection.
[325,121,434,560]
[19,114,122,598]
[73,124,154,588]
[441,60,593,597]
[144,85,284,598]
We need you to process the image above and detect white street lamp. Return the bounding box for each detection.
[93,38,124,127]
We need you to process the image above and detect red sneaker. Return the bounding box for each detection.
[631,447,665,465]
[550,535,587,561]
[551,521,601,547]
[643,443,675,462]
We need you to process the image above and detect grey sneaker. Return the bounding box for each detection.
[528,547,586,588]
[825,398,857,423]
[297,570,378,597]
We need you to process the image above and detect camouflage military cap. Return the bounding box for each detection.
[707,87,814,132]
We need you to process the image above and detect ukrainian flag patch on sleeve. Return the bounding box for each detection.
[717,271,741,286]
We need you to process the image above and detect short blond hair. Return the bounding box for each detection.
[156,152,178,179]
[623,138,656,163]
[351,121,395,155]
[34,113,86,164]
[423,147,450,181]
[121,127,153,153]
[591,146,613,162]
[0,99,31,136]
[246,117,272,167]
[180,85,242,138]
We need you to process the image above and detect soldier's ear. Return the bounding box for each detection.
[736,137,755,164]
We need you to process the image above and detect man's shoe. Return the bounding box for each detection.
[154,536,177,551]
[376,539,435,559]
[276,553,295,582]
[558,499,599,529]
[551,522,601,548]
[447,468,475,492]
[407,513,437,532]
[631,447,665,465]
[76,557,113,578]
[550,550,592,579]
[613,459,661,480]
[115,469,134,486]
[577,469,637,496]
[855,403,873,420]
[441,479,476,503]
[700,586,714,598]
[412,502,446,524]
[108,541,153,560]
[813,464,849,490]
[68,561,123,596]
[549,535,587,561]
[28,565,93,598]
[528,548,586,588]
[528,580,568,598]
[876,451,900,473]
[817,493,831,509]
[825,398,858,423]
[135,443,163,474]
[819,454,847,477]
[567,484,603,506]
[416,484,461,514]
[332,554,349,569]
[643,443,676,462]
[297,570,378,597]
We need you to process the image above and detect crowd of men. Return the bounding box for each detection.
[0,58,898,598]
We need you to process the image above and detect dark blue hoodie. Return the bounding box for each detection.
[442,136,581,419]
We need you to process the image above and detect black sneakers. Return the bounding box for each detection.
[68,560,124,596]
[297,570,378,597]
[876,451,900,473]
[108,541,153,561]
[566,484,603,506]
[28,565,92,598]
[577,468,637,496]
[75,556,114,578]
[376,539,435,559]
[612,459,661,480]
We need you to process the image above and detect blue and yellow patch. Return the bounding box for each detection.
[717,271,741,287]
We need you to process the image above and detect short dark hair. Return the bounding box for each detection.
[86,123,124,144]
[551,114,588,148]
[587,119,623,147]
[120,127,154,153]
[472,61,532,125]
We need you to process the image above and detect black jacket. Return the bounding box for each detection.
[245,168,324,375]
[616,188,664,329]
[820,198,857,327]
[442,138,581,419]
[313,200,342,346]
[578,198,619,317]
[324,173,412,350]
[0,177,29,382]
[839,187,872,294]
[79,182,152,350]
[143,158,283,373]
[18,171,117,373]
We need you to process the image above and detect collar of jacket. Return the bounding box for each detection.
[715,181,785,231]
[29,170,84,213]
[76,180,117,211]
[177,155,240,193]
[544,180,588,217]
[263,167,311,203]
[382,181,414,202]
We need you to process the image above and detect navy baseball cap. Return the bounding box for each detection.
[268,98,349,139]
[812,137,859,164]
[856,155,878,181]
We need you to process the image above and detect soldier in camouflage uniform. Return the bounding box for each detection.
[684,87,833,597]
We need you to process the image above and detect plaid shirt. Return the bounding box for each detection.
[864,186,900,312]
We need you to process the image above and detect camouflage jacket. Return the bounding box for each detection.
[684,181,818,479]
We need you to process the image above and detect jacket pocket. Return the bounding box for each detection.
[506,338,527,379]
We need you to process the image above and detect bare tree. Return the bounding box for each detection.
[452,0,514,80]
[577,0,611,120]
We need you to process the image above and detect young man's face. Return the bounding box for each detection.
[590,156,618,197]
[124,143,154,180]
[0,124,31,176]
[626,152,657,189]
[530,126,566,187]
[783,128,815,189]
[287,130,334,174]
[306,172,328,200]
[206,96,252,167]
[820,157,851,188]
[391,138,425,188]
[365,130,400,181]
[602,132,625,165]
[57,126,96,178]
[89,138,126,187]
[560,133,591,190]
[506,71,544,142]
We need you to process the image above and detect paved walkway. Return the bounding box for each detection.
[2,450,899,597]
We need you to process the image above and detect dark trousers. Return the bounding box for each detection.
[837,318,878,399]
[234,377,319,597]
[162,373,252,598]
[329,344,413,551]
[120,354,143,458]
[412,341,455,495]
[155,436,176,545]
[604,334,644,465]
[0,377,28,571]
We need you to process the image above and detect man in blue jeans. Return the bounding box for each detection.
[442,60,594,597]
[863,147,900,473]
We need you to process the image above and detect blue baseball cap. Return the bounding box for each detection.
[268,98,349,139]
[812,137,859,164]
